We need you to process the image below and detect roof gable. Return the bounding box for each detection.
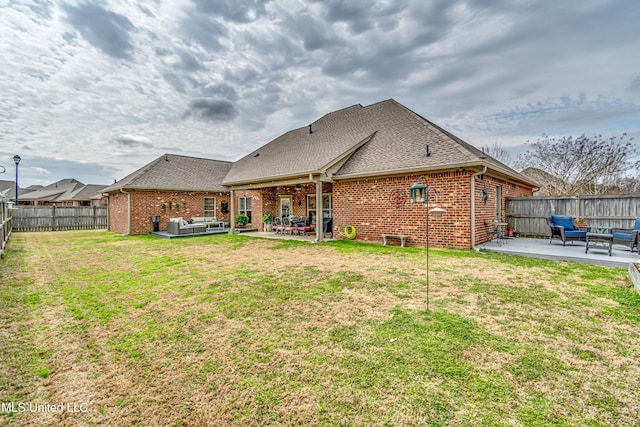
[103,154,233,193]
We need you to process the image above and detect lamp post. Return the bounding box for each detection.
[13,155,21,206]
[409,176,445,311]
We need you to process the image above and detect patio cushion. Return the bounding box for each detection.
[564,230,586,237]
[612,231,633,240]
[633,218,640,231]
[551,215,574,231]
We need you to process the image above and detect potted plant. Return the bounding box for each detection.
[574,216,588,227]
[262,213,273,232]
[235,213,250,227]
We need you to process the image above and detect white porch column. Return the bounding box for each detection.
[229,189,236,233]
[314,181,323,242]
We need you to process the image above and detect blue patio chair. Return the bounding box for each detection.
[546,215,587,246]
[611,218,640,253]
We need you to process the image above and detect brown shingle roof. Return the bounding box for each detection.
[103,154,233,193]
[224,99,536,186]
[19,179,85,202]
[65,184,109,201]
[223,104,375,185]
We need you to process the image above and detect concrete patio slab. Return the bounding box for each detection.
[478,237,639,268]
[239,231,334,243]
[151,227,257,239]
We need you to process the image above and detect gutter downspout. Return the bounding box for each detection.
[470,166,487,250]
[102,193,110,232]
[120,189,131,236]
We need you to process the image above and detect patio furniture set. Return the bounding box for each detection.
[546,215,640,256]
[485,221,510,247]
[273,216,332,237]
[166,217,226,235]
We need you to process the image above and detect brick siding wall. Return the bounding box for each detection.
[332,172,532,249]
[109,190,230,235]
[473,175,532,245]
[108,192,129,234]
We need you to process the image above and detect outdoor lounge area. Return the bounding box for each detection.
[478,236,640,268]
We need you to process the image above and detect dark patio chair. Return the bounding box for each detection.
[322,217,333,238]
[546,215,587,246]
[282,217,294,234]
[295,216,313,235]
[611,218,640,253]
[273,217,285,234]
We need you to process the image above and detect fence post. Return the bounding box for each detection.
[51,206,56,231]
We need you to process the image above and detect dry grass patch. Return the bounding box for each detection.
[1,230,639,426]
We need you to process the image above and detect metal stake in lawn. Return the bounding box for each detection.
[409,176,445,311]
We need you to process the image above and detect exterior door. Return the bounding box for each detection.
[279,196,292,218]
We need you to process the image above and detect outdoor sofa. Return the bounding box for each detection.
[546,215,587,246]
[191,216,225,229]
[166,217,206,234]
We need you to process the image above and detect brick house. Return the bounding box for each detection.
[223,99,537,249]
[103,154,232,235]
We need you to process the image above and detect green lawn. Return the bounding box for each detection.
[1,230,639,426]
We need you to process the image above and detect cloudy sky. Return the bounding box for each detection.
[1,0,639,186]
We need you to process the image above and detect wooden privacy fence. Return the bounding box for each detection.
[1,196,11,258]
[12,206,107,232]
[507,194,640,237]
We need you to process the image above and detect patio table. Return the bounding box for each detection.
[585,232,613,256]
[487,221,508,245]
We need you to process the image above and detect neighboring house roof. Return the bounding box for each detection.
[64,184,109,202]
[103,154,233,193]
[0,180,36,200]
[19,178,86,202]
[223,99,537,187]
[520,167,565,195]
[0,180,14,198]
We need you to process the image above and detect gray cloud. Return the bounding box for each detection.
[112,135,154,149]
[202,83,239,101]
[183,99,238,122]
[175,50,204,71]
[63,3,136,59]
[190,0,272,22]
[281,13,343,52]
[179,14,228,52]
[314,0,410,34]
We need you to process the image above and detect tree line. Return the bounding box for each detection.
[484,133,640,196]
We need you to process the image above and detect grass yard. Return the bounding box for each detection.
[1,230,639,426]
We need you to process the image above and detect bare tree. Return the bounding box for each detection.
[516,133,638,195]
[482,142,514,168]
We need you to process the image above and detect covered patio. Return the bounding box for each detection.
[478,236,639,268]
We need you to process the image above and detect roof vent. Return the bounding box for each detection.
[308,124,313,134]
[253,153,260,157]
[424,144,431,158]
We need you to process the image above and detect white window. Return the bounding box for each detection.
[238,196,252,222]
[204,197,216,218]
[307,194,332,222]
